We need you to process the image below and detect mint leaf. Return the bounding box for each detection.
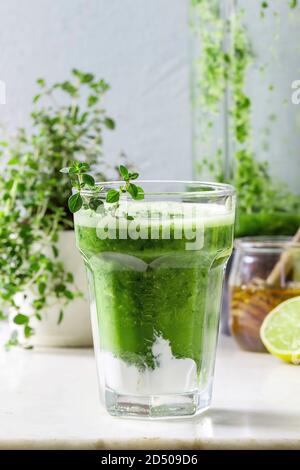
[77,162,90,172]
[89,198,103,211]
[127,183,138,199]
[129,172,139,180]
[8,157,20,165]
[38,282,46,295]
[135,186,145,200]
[33,94,41,104]
[106,189,120,203]
[82,173,95,186]
[36,78,46,87]
[64,290,74,300]
[24,325,34,338]
[13,314,29,325]
[119,165,129,181]
[52,245,59,258]
[68,193,83,213]
[104,117,115,129]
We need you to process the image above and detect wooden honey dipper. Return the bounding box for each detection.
[266,228,300,287]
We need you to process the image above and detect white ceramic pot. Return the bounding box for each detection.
[10,231,93,347]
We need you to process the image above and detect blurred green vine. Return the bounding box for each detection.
[0,70,115,346]
[191,0,300,234]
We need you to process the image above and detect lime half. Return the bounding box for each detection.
[260,296,300,365]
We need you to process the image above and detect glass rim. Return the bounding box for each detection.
[234,236,300,250]
[80,180,235,198]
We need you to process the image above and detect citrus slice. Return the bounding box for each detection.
[260,296,300,365]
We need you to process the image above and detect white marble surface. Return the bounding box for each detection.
[0,329,300,450]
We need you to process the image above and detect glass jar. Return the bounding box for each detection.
[229,237,300,352]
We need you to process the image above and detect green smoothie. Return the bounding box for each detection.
[75,201,234,378]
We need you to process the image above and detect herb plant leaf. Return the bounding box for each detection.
[24,325,34,338]
[13,314,29,325]
[135,186,145,200]
[89,198,103,211]
[128,172,139,180]
[57,310,64,325]
[82,174,95,186]
[119,165,129,181]
[68,192,83,213]
[106,189,120,203]
[127,183,138,199]
[63,162,144,220]
[104,117,116,129]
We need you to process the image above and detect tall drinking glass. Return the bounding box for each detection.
[74,181,235,418]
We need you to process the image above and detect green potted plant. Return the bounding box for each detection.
[0,69,116,347]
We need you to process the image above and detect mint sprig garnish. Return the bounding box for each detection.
[106,165,144,204]
[61,161,144,213]
[60,161,98,212]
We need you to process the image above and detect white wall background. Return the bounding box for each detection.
[0,0,192,179]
